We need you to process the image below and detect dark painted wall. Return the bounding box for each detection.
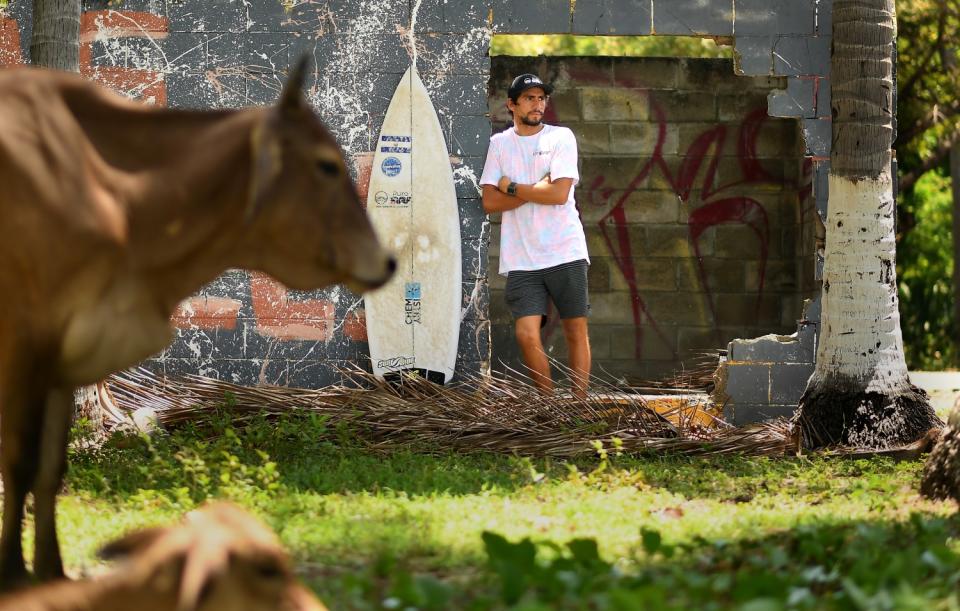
[1,1,834,417]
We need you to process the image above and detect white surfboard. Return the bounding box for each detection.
[364,65,461,384]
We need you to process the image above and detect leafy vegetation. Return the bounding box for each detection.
[47,410,960,609]
[899,168,956,369]
[490,35,730,58]
[895,0,960,370]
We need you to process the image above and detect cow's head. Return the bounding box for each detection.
[245,57,395,293]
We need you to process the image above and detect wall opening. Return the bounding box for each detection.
[487,36,817,386]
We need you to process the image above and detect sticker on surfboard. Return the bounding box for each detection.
[363,65,461,384]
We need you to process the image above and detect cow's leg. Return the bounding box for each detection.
[32,387,73,581]
[0,385,43,589]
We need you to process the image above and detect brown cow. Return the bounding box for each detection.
[0,502,328,610]
[0,59,395,587]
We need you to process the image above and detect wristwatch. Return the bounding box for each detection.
[506,182,518,196]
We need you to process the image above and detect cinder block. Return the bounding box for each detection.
[772,35,831,77]
[646,90,716,121]
[733,0,776,36]
[611,122,677,155]
[420,33,491,76]
[728,403,795,425]
[643,293,712,326]
[816,0,833,35]
[801,295,821,323]
[453,156,485,199]
[675,258,745,293]
[165,0,242,33]
[489,0,572,33]
[620,190,681,224]
[414,0,446,33]
[567,123,611,154]
[813,161,830,202]
[451,115,492,156]
[613,57,677,89]
[582,87,650,121]
[676,58,741,93]
[643,226,695,258]
[166,72,247,109]
[735,0,815,36]
[816,77,831,117]
[460,200,488,238]
[549,89,582,121]
[715,294,782,328]
[442,0,495,32]
[770,363,814,403]
[286,360,344,389]
[798,321,818,356]
[610,324,678,361]
[608,259,678,291]
[161,32,209,73]
[734,36,774,76]
[431,74,489,115]
[803,118,831,157]
[652,0,733,35]
[587,256,612,292]
[461,280,490,322]
[768,77,816,118]
[724,362,771,404]
[728,333,804,362]
[572,0,652,35]
[461,238,490,282]
[457,319,491,362]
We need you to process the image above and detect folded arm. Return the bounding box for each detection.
[498,175,573,205]
[482,184,526,213]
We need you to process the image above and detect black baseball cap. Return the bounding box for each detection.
[508,73,554,100]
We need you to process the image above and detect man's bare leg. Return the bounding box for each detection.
[562,317,591,399]
[515,315,552,394]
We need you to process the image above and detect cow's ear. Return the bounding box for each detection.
[279,54,310,112]
[247,116,283,221]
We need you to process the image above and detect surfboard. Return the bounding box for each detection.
[364,65,461,384]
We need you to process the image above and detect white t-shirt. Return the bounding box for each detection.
[480,124,590,275]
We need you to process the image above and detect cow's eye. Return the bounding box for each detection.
[316,159,340,177]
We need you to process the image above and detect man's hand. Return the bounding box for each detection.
[498,176,512,193]
[483,184,525,214]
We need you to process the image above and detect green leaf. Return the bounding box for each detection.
[641,527,662,555]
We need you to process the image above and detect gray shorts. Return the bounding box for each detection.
[505,259,590,321]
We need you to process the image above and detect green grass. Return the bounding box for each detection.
[38,412,960,609]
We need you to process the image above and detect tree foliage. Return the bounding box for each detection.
[490,34,730,58]
[896,0,960,192]
[895,0,960,369]
[899,168,956,368]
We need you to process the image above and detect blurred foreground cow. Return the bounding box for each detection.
[0,502,327,610]
[0,59,395,587]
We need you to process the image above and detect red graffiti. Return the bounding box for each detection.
[587,99,809,359]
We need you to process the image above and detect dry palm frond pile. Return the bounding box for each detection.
[94,364,794,458]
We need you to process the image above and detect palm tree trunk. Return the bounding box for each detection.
[792,0,940,449]
[30,0,79,71]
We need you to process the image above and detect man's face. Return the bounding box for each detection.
[508,87,548,127]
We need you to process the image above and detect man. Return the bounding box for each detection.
[480,73,591,397]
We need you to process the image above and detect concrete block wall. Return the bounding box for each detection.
[722,0,832,423]
[488,56,816,383]
[1,0,494,386]
[1,0,834,422]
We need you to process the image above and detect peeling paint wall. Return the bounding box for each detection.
[0,0,833,402]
